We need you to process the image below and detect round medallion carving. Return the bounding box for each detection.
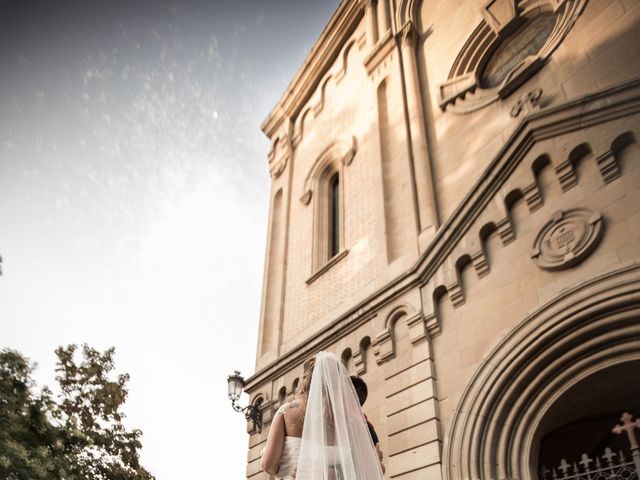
[530,208,604,271]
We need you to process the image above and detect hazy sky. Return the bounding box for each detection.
[0,0,338,477]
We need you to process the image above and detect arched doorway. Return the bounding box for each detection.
[537,361,640,473]
[535,361,640,478]
[443,264,640,480]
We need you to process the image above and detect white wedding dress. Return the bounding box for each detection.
[268,352,382,479]
[276,436,301,479]
[295,352,384,480]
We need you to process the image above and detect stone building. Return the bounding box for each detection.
[243,0,640,479]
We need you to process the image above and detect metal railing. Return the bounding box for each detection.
[541,412,640,480]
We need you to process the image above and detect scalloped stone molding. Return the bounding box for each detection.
[244,78,640,404]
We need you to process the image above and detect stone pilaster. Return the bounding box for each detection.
[399,22,439,242]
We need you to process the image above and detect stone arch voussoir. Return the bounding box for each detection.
[443,263,640,480]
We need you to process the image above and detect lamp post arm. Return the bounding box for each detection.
[230,398,244,413]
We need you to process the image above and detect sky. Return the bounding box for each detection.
[0,0,339,477]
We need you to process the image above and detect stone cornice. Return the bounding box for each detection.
[261,0,364,138]
[412,76,640,283]
[245,76,640,394]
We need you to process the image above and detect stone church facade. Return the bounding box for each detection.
[244,1,640,479]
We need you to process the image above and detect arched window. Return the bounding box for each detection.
[305,165,347,284]
[300,136,356,283]
[329,172,340,259]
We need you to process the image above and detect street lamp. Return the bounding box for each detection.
[227,370,262,434]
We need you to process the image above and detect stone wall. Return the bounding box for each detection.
[246,0,640,478]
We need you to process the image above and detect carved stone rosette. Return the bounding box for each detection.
[530,208,604,271]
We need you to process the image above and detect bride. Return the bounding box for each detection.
[261,351,384,479]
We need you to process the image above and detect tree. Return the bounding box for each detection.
[0,345,155,480]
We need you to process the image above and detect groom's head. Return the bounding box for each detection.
[350,375,368,406]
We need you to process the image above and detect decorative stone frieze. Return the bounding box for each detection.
[496,217,516,245]
[530,208,604,271]
[351,349,366,375]
[446,281,465,308]
[372,304,422,364]
[372,329,394,365]
[245,79,640,405]
[416,118,637,340]
[424,311,440,338]
[554,159,578,192]
[406,311,429,344]
[595,150,620,184]
[522,182,543,211]
[471,249,491,277]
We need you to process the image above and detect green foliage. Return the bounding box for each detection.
[0,345,155,480]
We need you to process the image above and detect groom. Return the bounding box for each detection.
[351,375,386,473]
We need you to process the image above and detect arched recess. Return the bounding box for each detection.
[341,348,353,372]
[504,188,527,226]
[291,378,300,396]
[478,221,501,265]
[373,303,419,364]
[292,106,314,147]
[353,336,371,375]
[531,153,558,201]
[555,142,592,192]
[455,254,477,300]
[386,305,411,342]
[443,263,640,480]
[313,74,335,115]
[249,392,269,434]
[251,392,267,409]
[335,38,358,83]
[277,386,287,405]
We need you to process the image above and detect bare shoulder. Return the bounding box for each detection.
[280,399,305,422]
[274,400,298,413]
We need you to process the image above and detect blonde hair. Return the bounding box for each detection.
[300,356,316,398]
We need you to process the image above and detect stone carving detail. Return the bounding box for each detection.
[268,135,289,179]
[471,250,490,277]
[438,0,587,114]
[596,150,621,184]
[522,182,543,211]
[531,208,604,271]
[300,190,312,206]
[447,282,465,307]
[300,135,357,205]
[372,329,394,365]
[352,349,366,375]
[496,217,516,244]
[481,0,518,35]
[555,158,578,191]
[510,87,543,118]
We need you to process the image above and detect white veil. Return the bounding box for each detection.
[296,351,384,480]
